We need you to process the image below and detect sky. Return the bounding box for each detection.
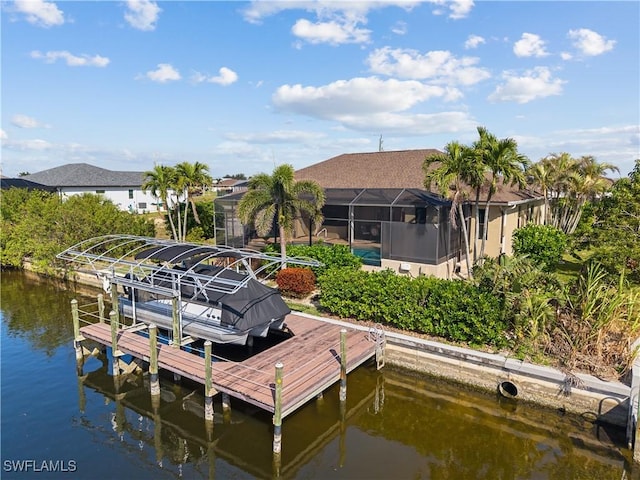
[1,0,639,179]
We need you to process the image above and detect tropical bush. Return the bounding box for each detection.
[317,268,507,346]
[0,189,154,273]
[512,224,567,271]
[275,267,316,298]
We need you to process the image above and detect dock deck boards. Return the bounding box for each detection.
[80,314,378,417]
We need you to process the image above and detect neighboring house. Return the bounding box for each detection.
[22,163,167,213]
[216,149,545,279]
[212,178,249,194]
[1,176,57,192]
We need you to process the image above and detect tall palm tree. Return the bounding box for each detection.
[531,153,618,234]
[424,141,475,277]
[175,161,213,240]
[473,127,529,260]
[142,165,179,240]
[526,161,554,225]
[237,164,325,267]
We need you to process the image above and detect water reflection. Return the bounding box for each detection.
[2,269,636,479]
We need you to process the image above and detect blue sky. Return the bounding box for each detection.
[2,0,639,179]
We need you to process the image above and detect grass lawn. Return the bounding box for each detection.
[555,249,593,284]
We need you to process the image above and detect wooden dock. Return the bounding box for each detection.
[79,313,380,418]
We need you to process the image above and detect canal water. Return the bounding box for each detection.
[1,269,636,479]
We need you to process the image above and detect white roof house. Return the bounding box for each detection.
[23,163,168,213]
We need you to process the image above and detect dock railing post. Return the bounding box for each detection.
[149,324,160,397]
[204,341,214,422]
[71,299,83,362]
[340,328,347,402]
[273,361,284,476]
[110,310,121,376]
[97,293,105,323]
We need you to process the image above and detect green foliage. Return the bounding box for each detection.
[472,255,563,346]
[552,262,640,376]
[317,268,507,346]
[263,243,362,276]
[275,267,316,298]
[589,159,640,283]
[0,189,154,273]
[512,224,567,271]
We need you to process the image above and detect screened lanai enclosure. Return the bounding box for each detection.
[215,188,462,268]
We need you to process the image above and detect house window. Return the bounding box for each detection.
[477,208,487,239]
[95,190,105,194]
[138,202,147,209]
[128,189,134,199]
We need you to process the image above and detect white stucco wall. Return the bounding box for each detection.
[60,187,165,213]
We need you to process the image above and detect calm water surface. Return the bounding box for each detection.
[0,270,636,479]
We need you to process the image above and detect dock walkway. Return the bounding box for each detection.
[80,313,379,418]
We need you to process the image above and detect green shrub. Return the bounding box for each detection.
[275,267,316,298]
[317,267,507,346]
[512,224,567,271]
[264,243,362,276]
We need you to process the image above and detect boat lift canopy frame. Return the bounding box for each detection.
[56,235,321,300]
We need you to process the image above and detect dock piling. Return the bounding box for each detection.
[340,328,347,402]
[110,282,119,324]
[204,341,214,422]
[71,299,83,362]
[172,296,180,348]
[149,324,160,396]
[273,361,284,477]
[97,294,105,323]
[110,310,121,376]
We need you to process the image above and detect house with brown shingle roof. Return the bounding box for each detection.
[217,149,545,278]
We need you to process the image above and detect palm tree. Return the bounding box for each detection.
[237,164,325,267]
[531,153,618,234]
[175,161,213,240]
[142,165,179,240]
[526,161,554,225]
[473,127,529,261]
[424,141,475,277]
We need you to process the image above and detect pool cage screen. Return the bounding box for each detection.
[215,188,462,267]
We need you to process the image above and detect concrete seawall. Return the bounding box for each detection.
[293,312,633,431]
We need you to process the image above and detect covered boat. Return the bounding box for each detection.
[57,235,320,345]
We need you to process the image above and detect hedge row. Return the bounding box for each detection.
[317,268,507,347]
[264,243,362,276]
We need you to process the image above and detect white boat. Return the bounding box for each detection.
[57,235,319,346]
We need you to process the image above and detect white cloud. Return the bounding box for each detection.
[513,33,548,57]
[241,1,422,24]
[194,67,238,86]
[560,52,573,61]
[224,130,326,144]
[489,67,565,104]
[464,34,485,49]
[366,47,490,86]
[13,0,64,27]
[337,111,477,135]
[516,124,639,176]
[125,0,161,31]
[30,50,110,67]
[143,64,181,83]
[11,114,49,129]
[429,0,474,19]
[568,28,616,56]
[291,18,371,45]
[391,21,407,36]
[0,129,7,140]
[2,138,54,152]
[273,77,457,120]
